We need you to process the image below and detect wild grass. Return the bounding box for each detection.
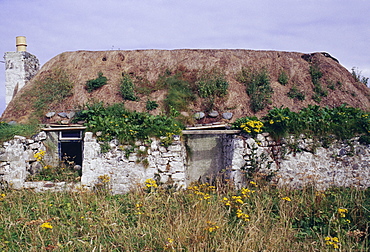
[0,122,40,143]
[0,181,368,251]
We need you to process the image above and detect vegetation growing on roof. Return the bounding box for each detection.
[237,67,273,113]
[158,72,196,114]
[73,102,182,145]
[233,104,370,142]
[120,73,138,101]
[85,72,108,93]
[0,122,40,143]
[351,67,369,86]
[11,68,74,123]
[277,69,289,85]
[309,62,328,103]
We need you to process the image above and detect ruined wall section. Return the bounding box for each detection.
[229,134,370,190]
[0,132,47,189]
[1,131,370,193]
[82,132,187,194]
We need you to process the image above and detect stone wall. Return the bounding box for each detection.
[229,134,370,190]
[0,132,47,189]
[82,132,187,194]
[1,131,369,193]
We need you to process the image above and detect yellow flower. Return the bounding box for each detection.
[40,222,53,229]
[236,209,250,221]
[145,178,158,188]
[98,174,110,183]
[232,195,244,204]
[338,208,348,218]
[206,221,219,233]
[222,197,231,206]
[325,236,340,249]
[203,194,211,200]
[281,196,291,202]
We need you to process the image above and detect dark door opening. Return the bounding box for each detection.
[60,141,83,166]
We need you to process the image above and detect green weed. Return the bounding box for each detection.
[119,73,138,101]
[73,102,182,145]
[0,122,40,143]
[287,86,305,100]
[278,69,289,85]
[237,67,273,112]
[85,72,108,93]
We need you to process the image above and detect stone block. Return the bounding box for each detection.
[169,161,185,172]
[208,110,219,118]
[157,165,168,172]
[35,131,47,141]
[222,112,233,120]
[150,141,159,151]
[194,112,205,120]
[157,158,169,165]
[167,144,182,152]
[29,143,40,150]
[159,146,167,153]
[171,172,185,181]
[162,152,174,158]
[159,174,170,183]
[0,153,8,162]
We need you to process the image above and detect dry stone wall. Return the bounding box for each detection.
[229,134,370,190]
[82,132,187,194]
[1,131,370,193]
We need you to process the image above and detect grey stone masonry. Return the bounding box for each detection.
[4,51,39,107]
[229,134,370,190]
[1,131,370,193]
[81,132,187,194]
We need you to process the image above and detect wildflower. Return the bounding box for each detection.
[241,187,254,198]
[206,221,219,233]
[338,208,348,218]
[236,209,250,222]
[223,197,231,206]
[0,193,5,201]
[232,195,244,205]
[281,196,291,202]
[203,194,211,200]
[34,150,46,162]
[145,178,158,188]
[249,181,257,186]
[325,236,340,249]
[98,174,110,183]
[164,237,175,250]
[40,222,53,229]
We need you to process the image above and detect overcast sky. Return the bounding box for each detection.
[1,0,369,117]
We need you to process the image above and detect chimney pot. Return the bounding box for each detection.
[16,36,27,52]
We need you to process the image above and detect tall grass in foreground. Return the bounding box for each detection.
[0,181,369,251]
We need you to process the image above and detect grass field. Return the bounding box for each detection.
[0,179,369,251]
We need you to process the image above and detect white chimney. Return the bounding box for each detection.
[3,36,39,107]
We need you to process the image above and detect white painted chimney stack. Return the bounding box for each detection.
[3,37,39,108]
